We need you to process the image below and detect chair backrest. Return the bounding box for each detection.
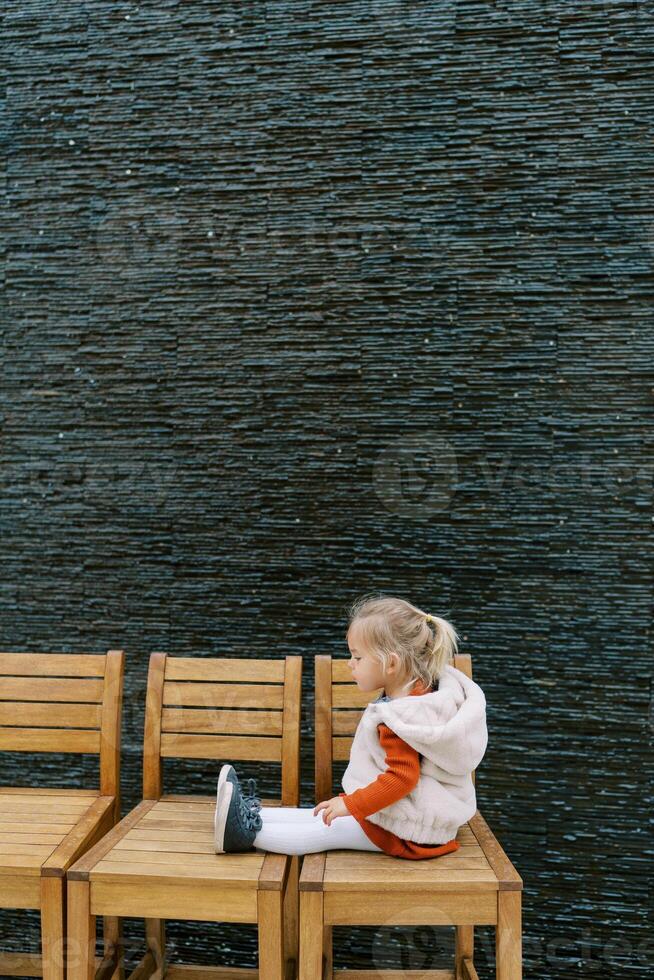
[315,653,475,801]
[142,653,302,804]
[0,650,125,797]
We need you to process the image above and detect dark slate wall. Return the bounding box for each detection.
[2,1,652,976]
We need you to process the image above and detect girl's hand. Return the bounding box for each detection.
[313,796,350,826]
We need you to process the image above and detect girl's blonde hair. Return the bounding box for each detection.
[346,593,459,694]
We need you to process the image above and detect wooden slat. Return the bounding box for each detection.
[0,800,93,816]
[0,728,101,753]
[331,659,356,682]
[148,801,215,812]
[331,685,382,708]
[123,829,217,844]
[0,702,102,728]
[280,655,302,806]
[0,820,76,834]
[159,793,281,806]
[0,951,44,975]
[143,652,167,799]
[148,801,215,813]
[0,654,106,677]
[161,707,283,736]
[332,709,363,735]
[0,789,98,798]
[165,658,286,683]
[165,967,259,980]
[91,859,261,883]
[100,649,124,798]
[0,833,63,844]
[0,842,56,856]
[0,677,104,702]
[322,869,499,892]
[115,838,217,854]
[332,736,353,761]
[0,874,42,908]
[315,656,333,803]
[159,732,282,761]
[324,849,489,872]
[100,850,257,869]
[90,879,258,922]
[333,972,454,980]
[162,682,285,709]
[324,891,497,926]
[0,852,46,873]
[139,816,214,831]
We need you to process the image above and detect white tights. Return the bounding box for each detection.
[252,807,384,856]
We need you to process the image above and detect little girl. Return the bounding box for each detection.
[214,594,488,860]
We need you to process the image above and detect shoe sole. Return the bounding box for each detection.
[214,763,237,843]
[214,780,233,853]
[216,763,235,802]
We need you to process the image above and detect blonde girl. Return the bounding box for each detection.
[214,594,488,859]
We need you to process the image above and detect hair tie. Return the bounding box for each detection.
[425,614,434,624]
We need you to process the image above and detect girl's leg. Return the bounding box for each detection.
[253,807,383,856]
[256,806,322,822]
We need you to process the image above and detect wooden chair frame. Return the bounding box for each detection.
[299,653,523,980]
[67,652,302,980]
[0,649,125,980]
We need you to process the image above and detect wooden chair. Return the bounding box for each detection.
[299,654,523,980]
[67,652,302,980]
[0,649,124,980]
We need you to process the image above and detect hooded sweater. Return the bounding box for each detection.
[340,663,488,846]
[339,678,461,859]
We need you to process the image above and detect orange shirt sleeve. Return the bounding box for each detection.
[339,722,421,821]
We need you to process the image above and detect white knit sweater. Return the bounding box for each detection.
[341,663,488,844]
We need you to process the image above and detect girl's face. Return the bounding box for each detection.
[347,626,390,692]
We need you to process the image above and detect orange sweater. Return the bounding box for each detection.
[339,679,460,860]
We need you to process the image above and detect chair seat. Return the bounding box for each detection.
[90,797,275,888]
[321,822,499,893]
[0,788,99,876]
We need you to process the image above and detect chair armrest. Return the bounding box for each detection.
[42,796,116,878]
[68,798,158,881]
[258,853,291,891]
[469,810,523,891]
[298,853,326,892]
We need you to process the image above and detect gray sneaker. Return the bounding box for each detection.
[214,771,263,853]
[214,764,239,844]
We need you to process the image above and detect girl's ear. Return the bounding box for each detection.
[388,652,400,673]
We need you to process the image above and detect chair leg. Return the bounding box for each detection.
[145,919,166,980]
[67,879,97,980]
[299,890,324,980]
[103,916,125,980]
[455,924,474,979]
[258,888,285,980]
[496,890,522,980]
[283,854,299,973]
[41,876,66,980]
[323,925,333,980]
